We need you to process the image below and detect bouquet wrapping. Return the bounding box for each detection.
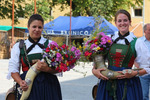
[20,41,81,100]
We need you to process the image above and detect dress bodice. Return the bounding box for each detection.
[107,38,137,70]
[20,39,49,71]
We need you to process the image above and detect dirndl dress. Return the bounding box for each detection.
[96,40,143,100]
[16,40,62,100]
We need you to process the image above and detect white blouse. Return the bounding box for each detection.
[111,31,136,45]
[7,37,52,79]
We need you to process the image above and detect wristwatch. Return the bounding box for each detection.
[136,70,140,77]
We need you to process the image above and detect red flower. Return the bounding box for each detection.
[58,47,62,51]
[100,48,104,50]
[65,54,68,58]
[84,51,92,56]
[67,61,72,65]
[66,45,69,49]
[70,55,73,59]
[55,67,61,72]
[50,47,54,50]
[51,58,55,62]
[59,62,68,72]
[62,44,67,49]
[71,59,76,64]
[94,39,98,43]
[45,47,50,52]
[90,40,94,43]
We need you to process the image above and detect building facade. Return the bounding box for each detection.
[129,0,150,37]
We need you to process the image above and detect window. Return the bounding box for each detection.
[134,8,142,17]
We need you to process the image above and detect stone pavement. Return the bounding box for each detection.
[0,59,97,100]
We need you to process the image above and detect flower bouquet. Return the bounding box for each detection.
[83,32,112,61]
[43,41,81,72]
[83,32,123,79]
[20,41,81,100]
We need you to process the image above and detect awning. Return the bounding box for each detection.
[42,16,118,36]
[0,25,27,31]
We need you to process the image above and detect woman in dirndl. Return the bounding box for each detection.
[7,14,62,100]
[92,9,147,100]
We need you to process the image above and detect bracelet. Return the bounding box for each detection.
[136,70,140,77]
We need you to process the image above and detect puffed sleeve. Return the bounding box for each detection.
[7,42,20,79]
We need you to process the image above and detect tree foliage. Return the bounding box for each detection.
[25,0,53,22]
[50,0,143,21]
[0,0,143,24]
[0,0,26,24]
[0,0,52,24]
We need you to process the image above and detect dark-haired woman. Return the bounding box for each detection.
[7,14,62,100]
[92,9,143,100]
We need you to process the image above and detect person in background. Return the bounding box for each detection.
[92,9,147,100]
[134,23,150,100]
[7,14,62,100]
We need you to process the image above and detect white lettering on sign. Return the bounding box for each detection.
[46,30,90,35]
[47,30,54,34]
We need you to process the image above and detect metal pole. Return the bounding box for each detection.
[34,0,37,14]
[143,0,145,36]
[66,35,68,45]
[69,0,72,46]
[12,0,15,43]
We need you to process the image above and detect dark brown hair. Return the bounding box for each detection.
[115,9,131,22]
[28,14,44,27]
